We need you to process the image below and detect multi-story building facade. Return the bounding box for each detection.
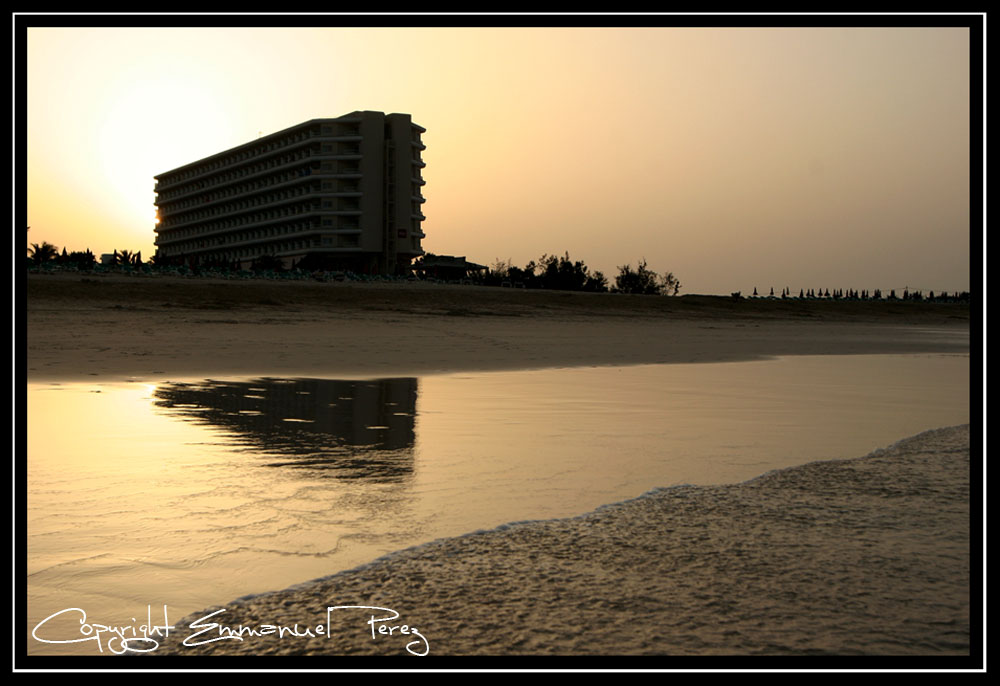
[153,111,426,274]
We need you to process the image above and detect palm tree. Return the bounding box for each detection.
[28,242,59,265]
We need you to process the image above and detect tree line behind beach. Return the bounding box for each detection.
[27,239,969,303]
[482,253,681,296]
[26,240,683,296]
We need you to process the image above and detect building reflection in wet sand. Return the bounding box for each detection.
[153,377,417,481]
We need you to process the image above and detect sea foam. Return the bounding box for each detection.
[149,425,972,657]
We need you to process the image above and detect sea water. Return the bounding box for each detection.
[25,354,971,656]
[149,425,972,657]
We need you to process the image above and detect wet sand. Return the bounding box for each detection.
[24,273,976,662]
[142,425,971,658]
[26,273,970,382]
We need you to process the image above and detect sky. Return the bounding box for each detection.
[23,22,975,295]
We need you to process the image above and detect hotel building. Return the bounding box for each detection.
[153,111,426,274]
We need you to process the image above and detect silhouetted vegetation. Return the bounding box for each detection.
[24,236,970,305]
[62,249,97,270]
[27,242,59,266]
[114,249,143,267]
[483,252,686,295]
[534,252,609,292]
[484,252,610,292]
[614,259,681,296]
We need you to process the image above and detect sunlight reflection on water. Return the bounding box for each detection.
[26,354,969,656]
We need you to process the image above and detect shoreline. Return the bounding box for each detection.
[242,422,969,594]
[27,274,970,382]
[25,273,975,660]
[142,423,971,658]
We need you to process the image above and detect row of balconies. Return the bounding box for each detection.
[156,218,364,250]
[159,172,418,226]
[158,235,361,259]
[159,184,320,228]
[154,148,361,201]
[157,223,420,260]
[156,206,362,245]
[158,211,423,252]
[157,229,373,259]
[159,173,421,229]
[156,127,362,190]
[157,161,362,212]
[158,184,361,230]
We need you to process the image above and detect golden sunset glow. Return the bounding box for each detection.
[25,25,973,294]
[23,18,979,666]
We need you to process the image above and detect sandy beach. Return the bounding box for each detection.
[22,17,981,669]
[26,273,970,382]
[141,424,971,658]
[24,273,975,663]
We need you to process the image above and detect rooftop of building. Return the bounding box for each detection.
[154,111,425,180]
